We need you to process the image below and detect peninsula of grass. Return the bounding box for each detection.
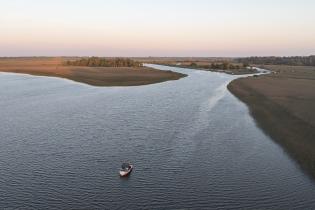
[228,65,315,179]
[0,57,186,86]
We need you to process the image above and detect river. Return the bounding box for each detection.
[0,64,314,209]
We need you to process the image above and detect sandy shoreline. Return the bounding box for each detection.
[228,65,315,179]
[0,58,186,86]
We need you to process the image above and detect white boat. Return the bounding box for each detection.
[119,163,133,177]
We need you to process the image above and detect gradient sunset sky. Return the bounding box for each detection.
[1,0,314,57]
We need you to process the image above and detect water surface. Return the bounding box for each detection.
[0,65,315,209]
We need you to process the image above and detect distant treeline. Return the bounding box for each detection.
[190,62,247,70]
[236,56,315,66]
[65,57,143,67]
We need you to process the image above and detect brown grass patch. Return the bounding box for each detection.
[228,65,315,179]
[0,57,186,86]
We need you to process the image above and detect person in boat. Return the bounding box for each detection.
[121,163,131,170]
[120,162,133,176]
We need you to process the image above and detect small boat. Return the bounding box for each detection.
[119,162,133,177]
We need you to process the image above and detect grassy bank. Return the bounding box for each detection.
[228,65,315,179]
[155,63,258,75]
[0,57,186,86]
[133,57,258,75]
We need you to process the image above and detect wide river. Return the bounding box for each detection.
[0,64,315,209]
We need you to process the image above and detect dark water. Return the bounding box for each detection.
[0,64,314,209]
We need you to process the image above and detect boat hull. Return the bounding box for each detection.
[119,165,133,177]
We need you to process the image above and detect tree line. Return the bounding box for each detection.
[236,56,315,66]
[189,62,247,70]
[65,57,143,67]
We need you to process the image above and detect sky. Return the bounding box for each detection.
[0,0,315,57]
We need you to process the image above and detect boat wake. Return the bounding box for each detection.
[206,82,229,112]
[171,81,230,161]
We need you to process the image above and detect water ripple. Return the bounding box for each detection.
[0,66,314,209]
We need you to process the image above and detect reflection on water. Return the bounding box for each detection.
[0,65,314,209]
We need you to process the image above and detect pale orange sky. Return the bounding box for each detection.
[1,0,315,56]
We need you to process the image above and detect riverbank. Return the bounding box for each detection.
[0,57,186,86]
[134,58,258,75]
[228,65,315,179]
[154,63,258,75]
